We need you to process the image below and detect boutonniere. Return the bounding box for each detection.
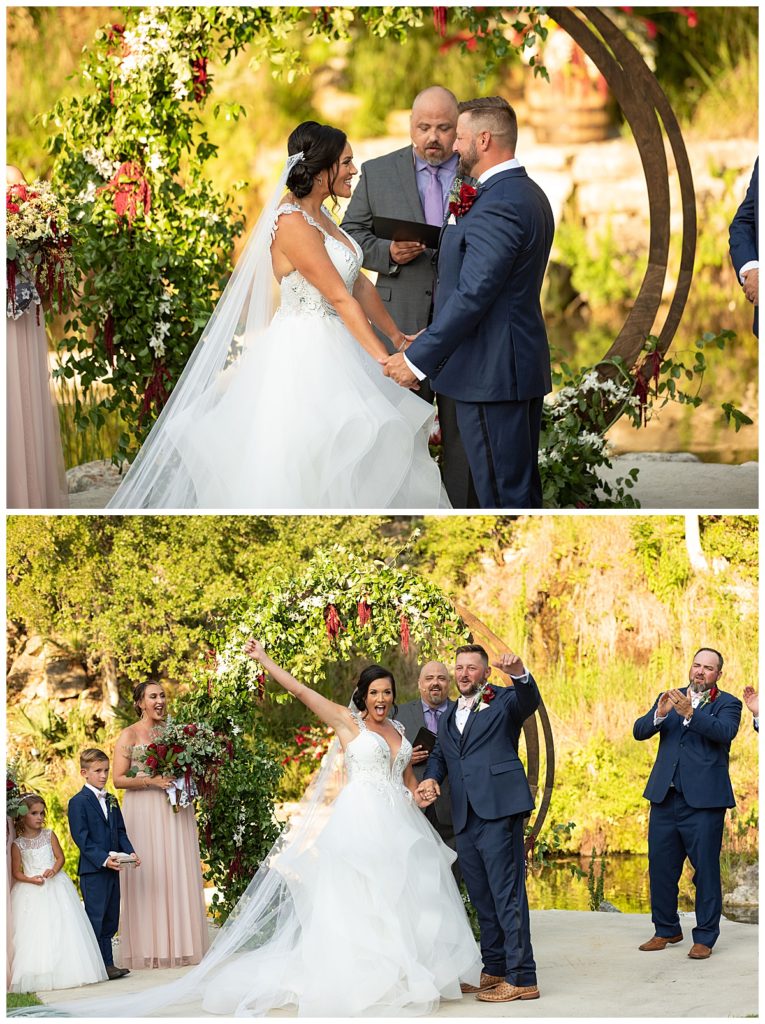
[471,682,497,712]
[695,686,719,711]
[448,182,478,219]
[105,793,119,811]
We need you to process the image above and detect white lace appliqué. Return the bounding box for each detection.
[14,828,55,875]
[345,713,413,805]
[272,204,362,321]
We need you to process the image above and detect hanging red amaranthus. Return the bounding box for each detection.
[103,311,116,366]
[140,360,172,420]
[97,161,151,227]
[256,671,266,702]
[400,613,411,654]
[324,603,343,641]
[357,598,372,626]
[191,55,209,102]
[433,7,448,36]
[632,349,663,426]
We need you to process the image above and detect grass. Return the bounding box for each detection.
[7,992,43,1008]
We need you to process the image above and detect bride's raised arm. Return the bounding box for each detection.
[272,212,392,362]
[244,639,356,742]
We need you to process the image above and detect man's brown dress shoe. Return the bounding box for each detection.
[638,933,683,951]
[688,943,713,959]
[106,965,130,980]
[460,972,503,994]
[476,982,540,1002]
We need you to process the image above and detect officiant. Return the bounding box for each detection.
[342,86,475,508]
[396,660,460,882]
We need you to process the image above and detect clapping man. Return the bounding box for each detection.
[742,686,759,731]
[418,645,541,1003]
[396,661,459,880]
[342,86,475,507]
[633,648,742,960]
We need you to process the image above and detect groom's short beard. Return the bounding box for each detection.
[458,144,478,179]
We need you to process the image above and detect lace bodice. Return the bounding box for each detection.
[272,203,362,320]
[345,714,412,801]
[14,828,55,875]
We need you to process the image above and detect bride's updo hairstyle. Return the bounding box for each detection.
[286,121,347,204]
[352,665,398,718]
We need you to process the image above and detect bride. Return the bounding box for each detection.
[45,642,481,1017]
[108,122,448,510]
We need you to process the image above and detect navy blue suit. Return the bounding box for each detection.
[633,688,741,947]
[68,786,134,967]
[729,159,759,337]
[425,675,540,985]
[406,167,554,509]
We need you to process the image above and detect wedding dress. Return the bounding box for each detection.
[42,714,480,1017]
[108,154,449,510]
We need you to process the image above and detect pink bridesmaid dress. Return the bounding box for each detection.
[117,745,210,969]
[6,304,69,508]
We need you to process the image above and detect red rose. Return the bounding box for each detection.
[147,743,158,752]
[6,201,20,214]
[7,779,14,791]
[155,744,168,760]
[448,183,478,219]
[145,756,158,771]
[483,685,497,702]
[183,724,198,737]
[172,744,184,754]
[709,686,719,702]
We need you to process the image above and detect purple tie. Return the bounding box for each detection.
[423,165,443,226]
[425,707,439,734]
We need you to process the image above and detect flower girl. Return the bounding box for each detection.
[9,794,108,993]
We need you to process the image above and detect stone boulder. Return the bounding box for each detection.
[7,633,94,702]
[723,862,759,907]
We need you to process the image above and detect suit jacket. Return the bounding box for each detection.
[424,675,540,834]
[633,688,741,809]
[406,167,554,403]
[341,146,445,346]
[729,159,759,336]
[395,698,455,830]
[68,786,134,876]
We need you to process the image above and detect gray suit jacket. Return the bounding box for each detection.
[341,146,440,351]
[396,698,455,836]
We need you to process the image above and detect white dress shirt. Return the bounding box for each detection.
[85,782,109,819]
[403,158,523,381]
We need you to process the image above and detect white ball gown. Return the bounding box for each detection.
[109,203,449,510]
[42,715,481,1016]
[8,829,108,992]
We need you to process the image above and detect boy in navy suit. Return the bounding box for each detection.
[68,748,140,979]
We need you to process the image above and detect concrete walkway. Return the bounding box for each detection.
[36,910,757,1017]
[67,454,758,510]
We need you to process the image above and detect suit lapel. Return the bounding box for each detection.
[83,786,109,826]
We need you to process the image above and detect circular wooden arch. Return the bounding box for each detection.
[456,603,555,851]
[547,7,696,373]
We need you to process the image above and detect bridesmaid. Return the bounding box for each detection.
[6,164,69,508]
[112,680,209,969]
[6,815,15,989]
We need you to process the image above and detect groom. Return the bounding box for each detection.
[418,644,541,1002]
[382,96,554,509]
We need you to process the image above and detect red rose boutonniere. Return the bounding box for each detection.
[696,685,719,710]
[449,183,478,219]
[470,682,497,711]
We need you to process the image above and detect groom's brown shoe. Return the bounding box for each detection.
[476,983,540,1002]
[106,965,130,980]
[460,972,503,994]
[638,933,683,951]
[688,943,713,959]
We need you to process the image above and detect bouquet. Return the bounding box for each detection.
[6,180,77,320]
[6,763,29,819]
[127,720,232,813]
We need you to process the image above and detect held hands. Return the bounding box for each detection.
[390,240,425,265]
[742,268,759,305]
[492,652,525,677]
[380,352,419,389]
[28,874,46,886]
[415,779,440,808]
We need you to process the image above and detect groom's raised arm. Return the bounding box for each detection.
[404,198,524,377]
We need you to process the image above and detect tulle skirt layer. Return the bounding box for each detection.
[201,779,481,1016]
[167,310,449,509]
[9,871,107,992]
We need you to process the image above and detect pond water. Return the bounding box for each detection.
[527,853,757,925]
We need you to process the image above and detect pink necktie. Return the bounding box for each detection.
[423,165,443,226]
